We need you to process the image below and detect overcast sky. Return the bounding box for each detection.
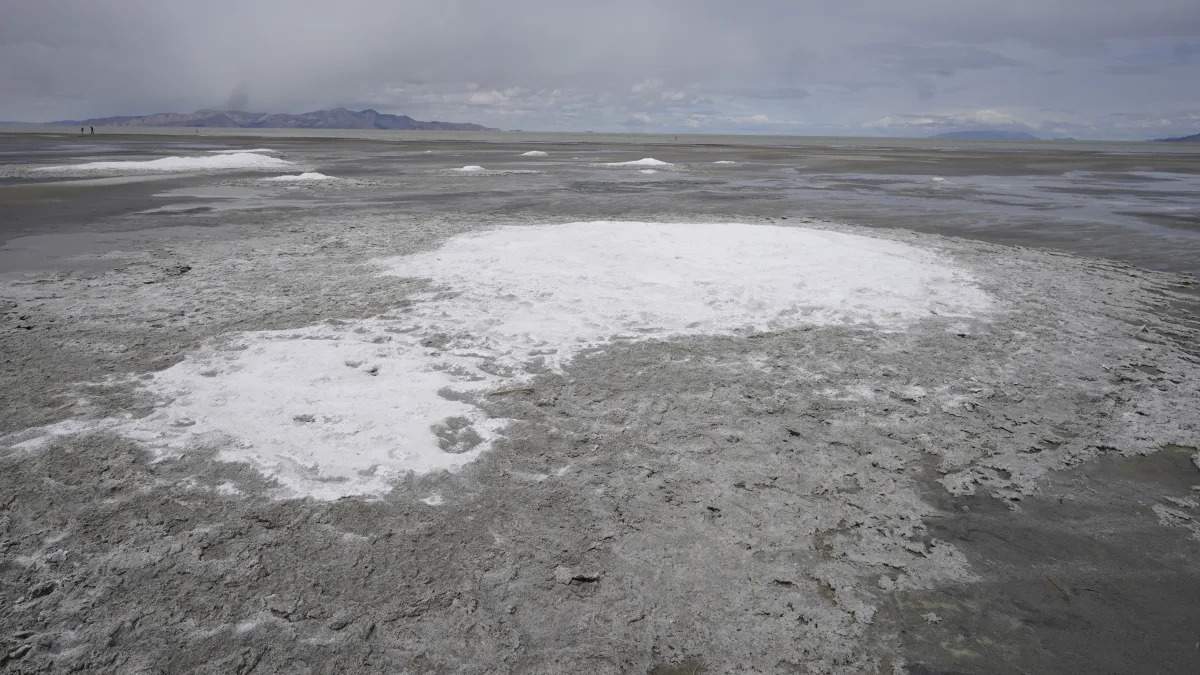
[2,1,1198,139]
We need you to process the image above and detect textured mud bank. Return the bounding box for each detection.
[2,214,1198,673]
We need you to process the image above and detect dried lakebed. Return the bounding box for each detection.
[2,215,1199,674]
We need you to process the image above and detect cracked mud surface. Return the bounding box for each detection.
[3,135,1200,673]
[3,212,1199,673]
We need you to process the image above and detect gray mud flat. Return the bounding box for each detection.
[3,133,1200,673]
[888,448,1200,674]
[2,209,1198,674]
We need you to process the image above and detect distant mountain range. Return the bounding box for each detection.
[48,107,496,131]
[929,130,1040,140]
[1151,133,1200,143]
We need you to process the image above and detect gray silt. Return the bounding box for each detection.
[2,212,1199,673]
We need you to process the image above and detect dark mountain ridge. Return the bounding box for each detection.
[49,107,496,131]
[1151,133,1200,143]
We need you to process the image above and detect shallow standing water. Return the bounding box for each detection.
[2,128,1199,278]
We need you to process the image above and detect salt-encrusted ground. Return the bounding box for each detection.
[2,205,1198,673]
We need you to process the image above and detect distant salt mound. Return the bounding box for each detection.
[209,148,278,155]
[929,177,949,183]
[265,172,336,182]
[601,158,673,167]
[714,160,737,165]
[521,151,548,157]
[38,152,292,173]
[437,165,541,177]
[639,169,658,174]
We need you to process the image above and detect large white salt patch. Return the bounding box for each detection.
[382,222,989,350]
[121,332,504,500]
[88,222,990,499]
[38,153,292,173]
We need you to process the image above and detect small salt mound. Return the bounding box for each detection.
[929,177,948,183]
[265,172,336,182]
[602,158,672,167]
[454,165,486,172]
[38,152,292,173]
[714,160,737,165]
[639,169,658,174]
[209,148,278,155]
[104,221,991,499]
[521,151,548,157]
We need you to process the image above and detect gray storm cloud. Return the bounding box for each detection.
[1,0,1198,138]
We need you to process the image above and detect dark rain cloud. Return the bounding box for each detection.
[1,0,1198,138]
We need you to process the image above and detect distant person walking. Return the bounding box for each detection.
[89,126,94,135]
[80,127,84,136]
